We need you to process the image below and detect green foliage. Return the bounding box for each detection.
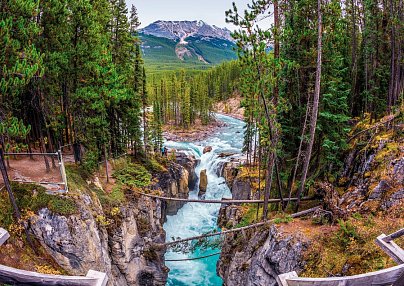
[144,158,166,173]
[336,219,362,246]
[112,164,152,188]
[273,215,293,224]
[82,150,100,173]
[148,61,240,132]
[0,183,77,227]
[92,186,125,209]
[0,0,145,167]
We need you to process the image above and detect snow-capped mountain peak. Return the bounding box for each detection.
[140,20,233,42]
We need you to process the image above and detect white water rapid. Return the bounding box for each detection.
[163,114,245,286]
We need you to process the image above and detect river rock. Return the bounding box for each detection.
[203,146,213,154]
[199,169,208,194]
[175,151,198,188]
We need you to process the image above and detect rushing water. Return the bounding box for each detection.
[163,114,245,286]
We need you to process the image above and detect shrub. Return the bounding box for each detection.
[113,164,152,188]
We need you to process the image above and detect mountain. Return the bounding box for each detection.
[139,20,237,72]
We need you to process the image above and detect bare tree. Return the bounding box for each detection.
[295,0,323,211]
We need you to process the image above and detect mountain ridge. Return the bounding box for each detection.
[139,20,237,72]
[140,20,234,42]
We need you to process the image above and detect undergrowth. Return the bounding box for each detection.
[0,183,77,228]
[302,213,404,277]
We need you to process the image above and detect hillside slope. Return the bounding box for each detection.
[139,20,237,71]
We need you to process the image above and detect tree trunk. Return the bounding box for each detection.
[0,148,21,220]
[36,114,50,173]
[104,144,109,184]
[295,0,323,212]
[0,146,35,251]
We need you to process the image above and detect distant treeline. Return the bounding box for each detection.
[147,61,241,129]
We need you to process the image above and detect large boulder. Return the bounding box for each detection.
[203,146,213,154]
[155,162,190,216]
[232,178,251,200]
[199,169,208,194]
[175,151,198,188]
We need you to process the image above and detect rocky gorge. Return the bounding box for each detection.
[216,117,404,285]
[27,154,197,286]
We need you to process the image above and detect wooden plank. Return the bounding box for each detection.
[384,228,404,242]
[0,264,101,286]
[133,189,314,204]
[164,206,320,246]
[278,271,298,286]
[392,270,404,286]
[376,234,404,264]
[86,270,108,286]
[4,152,58,156]
[285,264,404,286]
[0,228,9,246]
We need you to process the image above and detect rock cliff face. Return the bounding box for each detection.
[30,196,115,282]
[156,162,191,216]
[220,157,251,200]
[30,190,168,285]
[217,121,404,285]
[29,160,196,286]
[319,131,404,218]
[217,210,309,286]
[217,159,307,286]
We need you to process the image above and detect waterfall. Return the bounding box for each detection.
[163,114,245,286]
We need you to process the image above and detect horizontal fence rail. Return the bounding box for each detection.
[164,206,320,246]
[133,189,314,204]
[0,265,107,286]
[278,264,404,286]
[4,152,59,156]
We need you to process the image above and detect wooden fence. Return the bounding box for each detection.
[278,228,404,286]
[3,150,69,193]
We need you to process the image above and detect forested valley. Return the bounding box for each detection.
[0,0,403,285]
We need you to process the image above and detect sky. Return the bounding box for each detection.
[125,0,253,30]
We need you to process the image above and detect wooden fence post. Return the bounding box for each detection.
[58,150,69,193]
[0,228,10,246]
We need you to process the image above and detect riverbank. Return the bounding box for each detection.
[163,97,244,142]
[214,95,245,121]
[163,117,227,142]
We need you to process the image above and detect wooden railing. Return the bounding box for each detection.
[278,228,404,286]
[278,265,404,286]
[0,228,107,286]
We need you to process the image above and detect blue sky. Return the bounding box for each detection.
[125,0,253,29]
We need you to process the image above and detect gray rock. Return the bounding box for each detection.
[217,225,308,286]
[231,178,251,200]
[369,180,391,199]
